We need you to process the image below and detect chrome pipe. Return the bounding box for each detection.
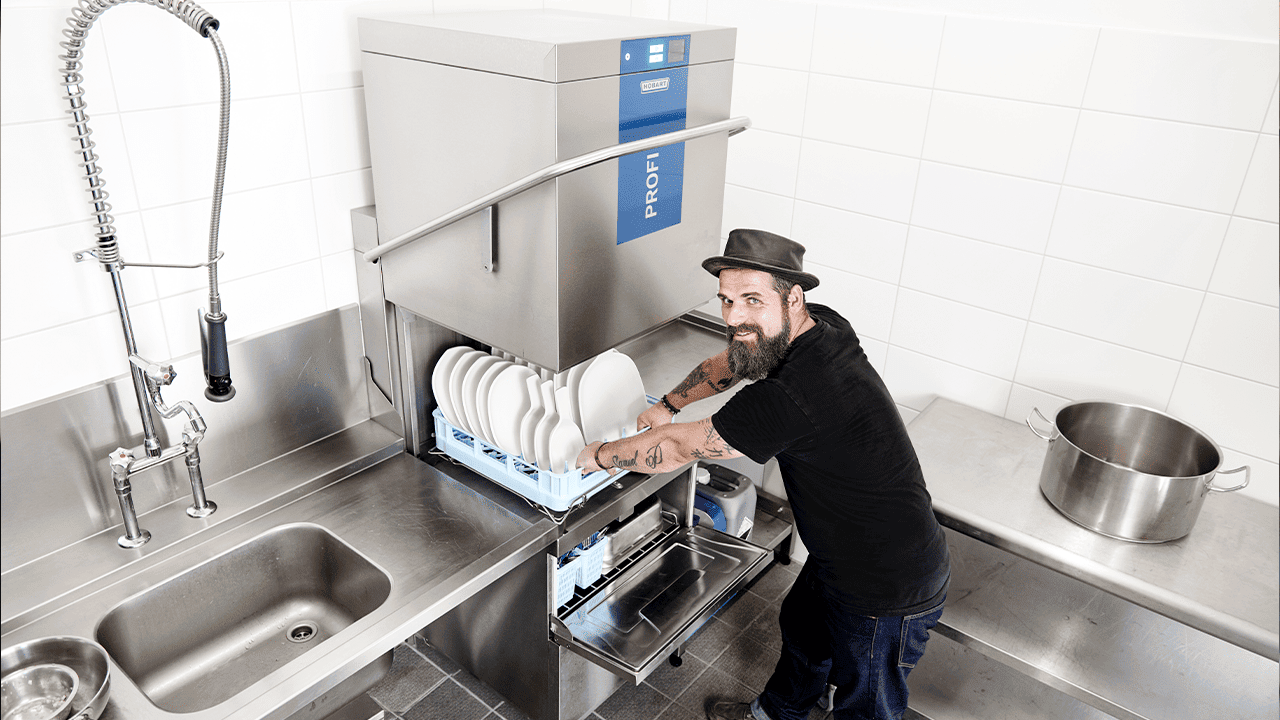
[110,269,162,457]
[362,116,753,264]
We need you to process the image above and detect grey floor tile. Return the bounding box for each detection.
[452,667,506,709]
[369,644,446,713]
[644,653,708,700]
[684,617,741,663]
[715,634,779,693]
[401,678,489,720]
[741,605,783,652]
[492,700,534,720]
[715,591,770,631]
[657,701,704,720]
[747,562,798,604]
[673,665,756,717]
[412,634,463,676]
[593,681,672,720]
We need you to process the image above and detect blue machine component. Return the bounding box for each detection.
[693,492,728,533]
[616,36,691,245]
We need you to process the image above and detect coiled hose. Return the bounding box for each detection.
[59,0,229,316]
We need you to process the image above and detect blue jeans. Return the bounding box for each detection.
[756,564,944,720]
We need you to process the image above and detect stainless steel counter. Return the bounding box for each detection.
[908,397,1280,661]
[2,419,560,720]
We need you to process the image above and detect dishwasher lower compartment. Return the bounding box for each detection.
[423,504,770,720]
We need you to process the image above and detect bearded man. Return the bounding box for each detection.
[577,228,951,720]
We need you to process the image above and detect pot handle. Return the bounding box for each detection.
[1026,407,1058,441]
[1207,465,1250,493]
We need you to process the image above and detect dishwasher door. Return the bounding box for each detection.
[550,521,771,684]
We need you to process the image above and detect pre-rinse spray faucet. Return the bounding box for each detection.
[60,0,234,547]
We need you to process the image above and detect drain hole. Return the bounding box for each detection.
[287,621,318,643]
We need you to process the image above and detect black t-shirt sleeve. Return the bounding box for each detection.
[711,381,815,465]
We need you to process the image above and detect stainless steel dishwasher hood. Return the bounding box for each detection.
[358,10,738,371]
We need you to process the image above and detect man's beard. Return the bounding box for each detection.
[726,313,791,381]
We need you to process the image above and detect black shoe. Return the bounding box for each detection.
[705,700,754,720]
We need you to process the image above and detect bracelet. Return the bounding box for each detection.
[594,441,609,470]
[659,394,680,415]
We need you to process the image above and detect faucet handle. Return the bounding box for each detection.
[129,354,176,385]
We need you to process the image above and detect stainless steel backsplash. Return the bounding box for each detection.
[0,305,380,572]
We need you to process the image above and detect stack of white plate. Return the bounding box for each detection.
[431,346,649,474]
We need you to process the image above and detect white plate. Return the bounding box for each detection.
[578,350,648,443]
[533,380,560,471]
[562,355,596,429]
[460,355,500,439]
[447,350,486,434]
[488,364,537,456]
[548,386,586,474]
[475,359,512,445]
[519,376,548,463]
[432,346,471,428]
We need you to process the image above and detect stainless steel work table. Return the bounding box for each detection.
[905,397,1279,720]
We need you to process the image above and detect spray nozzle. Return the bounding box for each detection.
[199,309,235,402]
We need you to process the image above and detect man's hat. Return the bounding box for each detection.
[701,228,820,291]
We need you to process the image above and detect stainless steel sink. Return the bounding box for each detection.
[95,523,392,713]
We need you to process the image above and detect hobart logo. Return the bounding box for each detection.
[640,77,670,94]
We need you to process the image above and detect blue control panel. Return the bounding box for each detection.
[616,36,691,245]
[619,34,691,74]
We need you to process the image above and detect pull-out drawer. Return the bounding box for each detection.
[550,521,771,684]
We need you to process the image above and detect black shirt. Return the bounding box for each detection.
[712,304,949,616]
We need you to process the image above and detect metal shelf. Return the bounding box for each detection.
[933,529,1278,720]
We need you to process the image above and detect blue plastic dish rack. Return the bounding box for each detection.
[432,408,623,512]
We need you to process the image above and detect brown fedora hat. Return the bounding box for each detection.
[702,228,820,291]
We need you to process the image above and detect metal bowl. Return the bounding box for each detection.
[1,663,79,720]
[0,639,110,720]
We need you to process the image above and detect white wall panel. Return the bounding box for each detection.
[311,169,373,256]
[731,64,809,136]
[900,227,1041,316]
[1083,29,1278,130]
[1064,112,1256,213]
[302,87,370,177]
[1184,295,1280,386]
[791,201,906,284]
[721,185,795,238]
[707,0,815,72]
[1,7,117,125]
[934,16,1097,106]
[804,262,896,342]
[1047,188,1229,288]
[726,129,802,197]
[810,5,944,87]
[1168,364,1279,462]
[795,139,919,222]
[1014,324,1180,407]
[891,288,1026,379]
[884,345,1012,415]
[803,75,932,156]
[1235,134,1279,223]
[1030,258,1202,359]
[1208,218,1279,307]
[911,162,1059,253]
[923,92,1079,182]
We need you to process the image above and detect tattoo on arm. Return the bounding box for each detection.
[645,443,663,469]
[671,363,711,399]
[610,450,639,469]
[689,419,735,460]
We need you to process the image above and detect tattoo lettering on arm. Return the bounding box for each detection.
[610,449,639,469]
[671,363,711,399]
[645,443,663,469]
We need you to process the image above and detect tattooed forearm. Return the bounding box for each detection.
[610,450,639,469]
[645,443,663,469]
[689,418,735,460]
[671,363,712,399]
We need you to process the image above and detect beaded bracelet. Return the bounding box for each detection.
[659,394,680,415]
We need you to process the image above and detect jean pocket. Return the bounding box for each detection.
[897,604,943,668]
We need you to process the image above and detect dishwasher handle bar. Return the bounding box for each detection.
[362,116,752,264]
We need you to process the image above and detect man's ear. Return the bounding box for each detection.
[788,284,804,308]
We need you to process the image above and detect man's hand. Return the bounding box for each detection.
[576,441,619,475]
[637,402,676,432]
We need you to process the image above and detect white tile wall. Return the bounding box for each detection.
[3,0,1277,506]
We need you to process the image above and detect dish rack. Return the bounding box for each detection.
[432,408,623,512]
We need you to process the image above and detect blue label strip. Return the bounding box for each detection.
[616,39,690,246]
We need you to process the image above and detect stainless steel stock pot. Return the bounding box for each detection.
[1027,401,1250,543]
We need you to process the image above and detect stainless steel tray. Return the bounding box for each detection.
[551,522,770,683]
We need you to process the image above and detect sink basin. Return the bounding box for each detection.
[95,523,391,713]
